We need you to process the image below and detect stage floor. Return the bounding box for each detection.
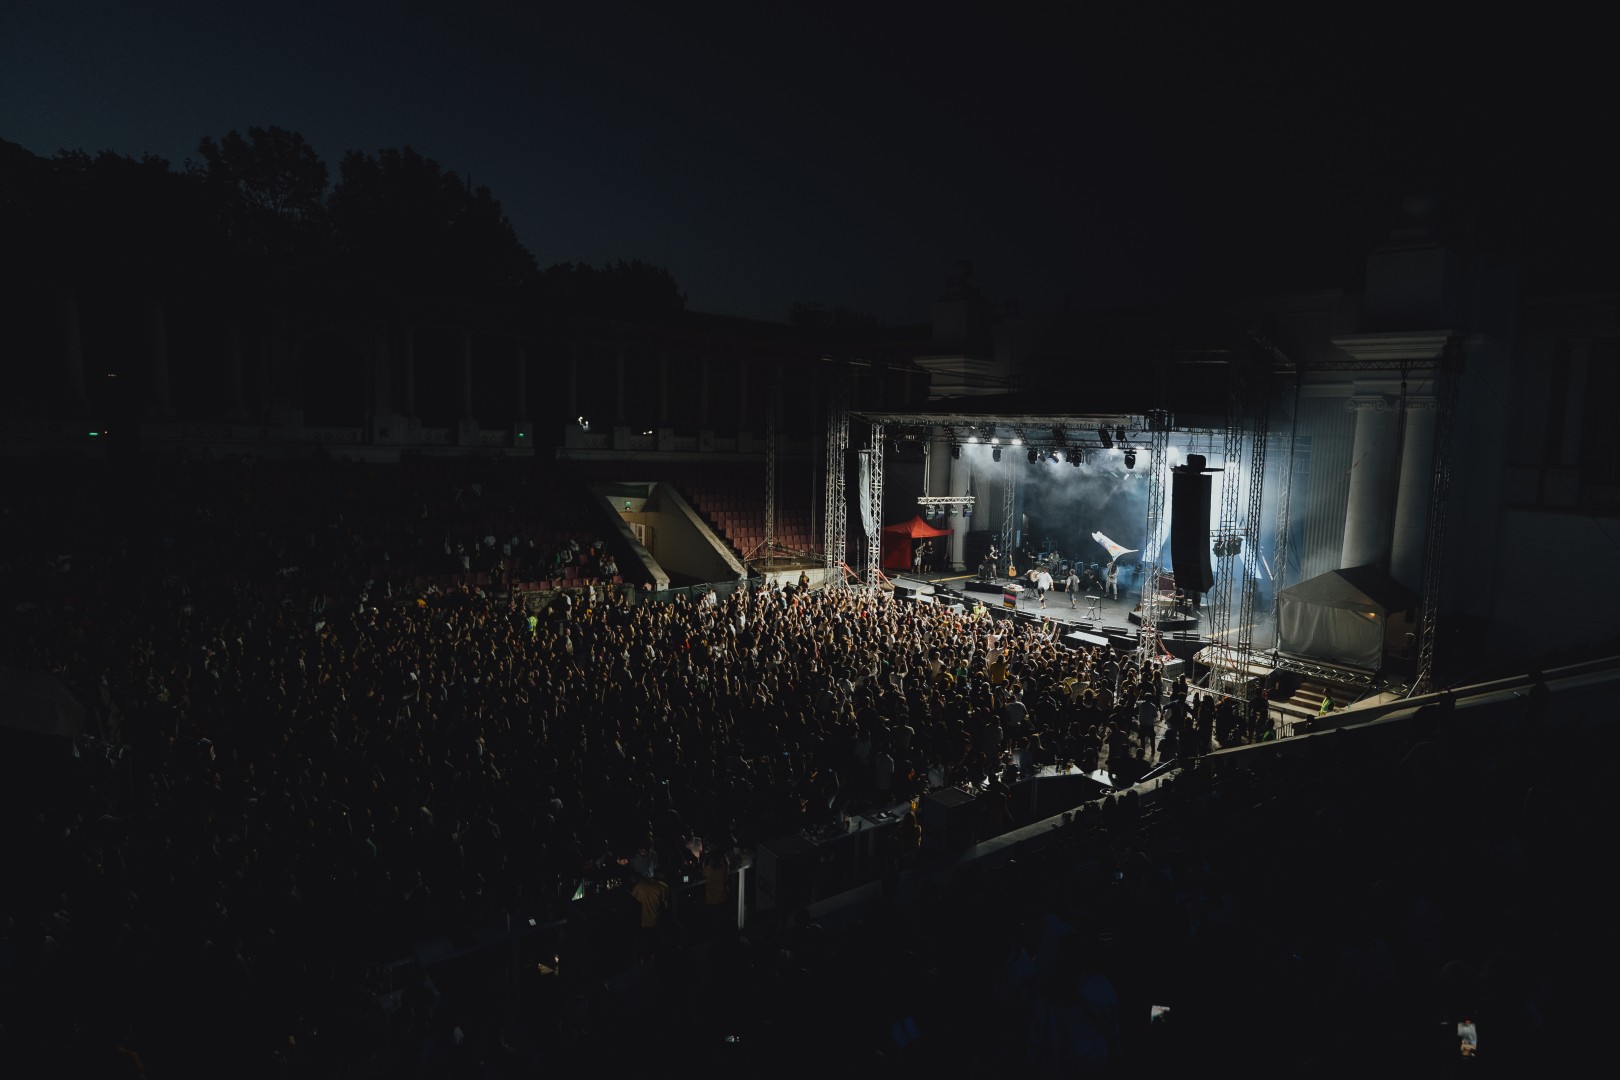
[890,568,1280,656]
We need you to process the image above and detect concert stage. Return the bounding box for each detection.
[914,570,1226,662]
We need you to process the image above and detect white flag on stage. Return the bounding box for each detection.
[1090,531,1138,565]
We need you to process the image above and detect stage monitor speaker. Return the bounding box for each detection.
[813,830,861,897]
[1171,469,1214,594]
[922,787,977,852]
[754,833,816,912]
[566,887,638,980]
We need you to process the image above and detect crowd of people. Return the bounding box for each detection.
[1,454,1608,1077]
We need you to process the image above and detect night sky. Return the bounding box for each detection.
[4,3,1611,323]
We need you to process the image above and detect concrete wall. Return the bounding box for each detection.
[643,483,744,584]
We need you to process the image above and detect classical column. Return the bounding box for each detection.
[270,312,293,424]
[614,346,626,424]
[459,331,474,418]
[1388,399,1437,594]
[401,325,416,417]
[567,343,579,419]
[63,294,86,411]
[514,348,528,422]
[227,323,246,420]
[658,351,670,426]
[149,301,174,420]
[1561,338,1591,466]
[699,356,711,428]
[372,323,392,415]
[1340,394,1399,569]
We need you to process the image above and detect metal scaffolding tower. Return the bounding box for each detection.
[823,380,849,586]
[763,379,778,550]
[745,378,801,566]
[1001,451,1017,577]
[865,422,885,586]
[1270,377,1301,648]
[1202,368,1247,695]
[1136,417,1171,666]
[1239,381,1269,665]
[1200,342,1276,710]
[1414,336,1463,693]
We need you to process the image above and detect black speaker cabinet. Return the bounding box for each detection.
[922,787,978,852]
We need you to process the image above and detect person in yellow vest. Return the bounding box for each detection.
[630,870,670,965]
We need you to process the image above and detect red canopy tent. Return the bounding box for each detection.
[881,515,953,571]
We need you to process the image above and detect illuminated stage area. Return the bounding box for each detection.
[845,409,1282,695]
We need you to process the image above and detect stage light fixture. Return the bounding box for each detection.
[1071,453,1081,467]
[1097,425,1113,449]
[992,446,1002,462]
[1115,425,1127,444]
[1027,448,1038,464]
[1124,449,1137,469]
[951,443,962,460]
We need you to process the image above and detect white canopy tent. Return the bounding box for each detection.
[1277,566,1418,673]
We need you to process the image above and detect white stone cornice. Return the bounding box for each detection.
[1330,331,1454,363]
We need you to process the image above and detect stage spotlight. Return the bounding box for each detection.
[1027,448,1038,464]
[992,446,1002,462]
[1097,425,1113,449]
[1071,452,1081,467]
[1115,425,1127,444]
[951,444,962,460]
[1124,449,1137,469]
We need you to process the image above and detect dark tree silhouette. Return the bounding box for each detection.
[531,259,687,321]
[193,126,331,264]
[3,146,211,292]
[329,145,536,303]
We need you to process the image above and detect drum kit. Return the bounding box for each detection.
[973,542,1073,585]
